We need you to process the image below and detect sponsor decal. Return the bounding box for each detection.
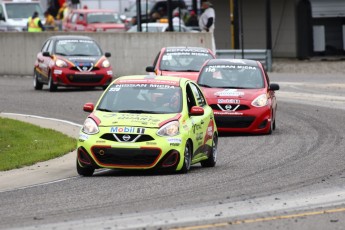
[166,48,209,53]
[205,64,257,72]
[215,89,244,97]
[146,142,157,145]
[167,137,182,144]
[170,143,180,146]
[214,111,243,115]
[196,132,203,141]
[110,127,145,134]
[53,70,62,75]
[116,79,179,86]
[217,99,240,104]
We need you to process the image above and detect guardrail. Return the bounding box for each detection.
[216,49,272,72]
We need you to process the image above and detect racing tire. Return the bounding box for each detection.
[201,133,218,167]
[180,141,192,174]
[33,71,43,90]
[48,72,57,92]
[76,159,94,177]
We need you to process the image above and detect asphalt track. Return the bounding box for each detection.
[1,73,345,230]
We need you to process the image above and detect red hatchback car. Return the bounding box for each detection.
[197,59,280,134]
[34,35,113,92]
[146,47,216,81]
[63,9,126,32]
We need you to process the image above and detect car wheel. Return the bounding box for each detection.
[180,141,192,174]
[201,133,218,167]
[76,159,94,177]
[48,72,57,92]
[33,71,43,90]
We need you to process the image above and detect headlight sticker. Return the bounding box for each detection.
[79,133,89,141]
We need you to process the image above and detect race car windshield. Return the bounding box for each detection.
[54,40,102,56]
[87,13,122,24]
[198,65,265,89]
[97,84,182,114]
[160,52,213,72]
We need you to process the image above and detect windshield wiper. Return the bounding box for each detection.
[97,108,113,112]
[117,110,159,114]
[55,52,67,56]
[198,83,212,88]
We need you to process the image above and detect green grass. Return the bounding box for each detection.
[0,117,77,171]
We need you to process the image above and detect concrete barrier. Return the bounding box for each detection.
[0,32,212,77]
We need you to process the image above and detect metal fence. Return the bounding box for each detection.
[216,49,272,72]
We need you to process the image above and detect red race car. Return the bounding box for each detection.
[197,59,280,134]
[63,9,126,32]
[34,35,113,92]
[146,46,216,81]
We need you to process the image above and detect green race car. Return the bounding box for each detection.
[77,75,218,176]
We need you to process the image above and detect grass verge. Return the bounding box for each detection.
[0,117,77,171]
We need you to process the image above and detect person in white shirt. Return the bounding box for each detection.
[173,12,185,26]
[199,1,216,53]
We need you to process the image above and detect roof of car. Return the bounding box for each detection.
[114,75,189,86]
[48,35,94,41]
[69,9,117,13]
[164,46,213,53]
[205,59,259,66]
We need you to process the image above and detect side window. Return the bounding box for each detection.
[0,5,4,19]
[189,83,207,107]
[186,84,197,112]
[71,13,78,23]
[41,40,51,52]
[152,51,160,67]
[47,40,54,53]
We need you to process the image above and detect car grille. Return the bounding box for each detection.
[215,115,255,128]
[100,133,154,142]
[210,104,250,111]
[91,147,161,166]
[67,74,104,83]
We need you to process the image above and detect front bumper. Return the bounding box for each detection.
[52,68,113,87]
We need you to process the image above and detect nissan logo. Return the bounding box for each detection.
[225,104,232,110]
[122,135,131,142]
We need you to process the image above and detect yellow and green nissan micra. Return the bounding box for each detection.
[77,75,218,176]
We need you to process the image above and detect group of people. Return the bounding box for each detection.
[27,0,216,52]
[27,0,73,32]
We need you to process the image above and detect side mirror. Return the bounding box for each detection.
[190,106,204,116]
[0,13,5,21]
[105,52,111,57]
[83,102,94,112]
[269,83,280,91]
[146,66,155,72]
[42,51,51,57]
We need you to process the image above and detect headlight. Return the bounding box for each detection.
[251,94,268,107]
[82,118,99,135]
[102,59,110,68]
[55,59,68,68]
[157,121,180,137]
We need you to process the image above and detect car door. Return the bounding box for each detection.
[186,82,214,158]
[36,39,52,83]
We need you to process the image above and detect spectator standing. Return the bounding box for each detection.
[44,10,57,31]
[199,0,216,53]
[185,10,198,27]
[27,11,45,32]
[172,12,184,26]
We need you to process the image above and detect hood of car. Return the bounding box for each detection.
[160,71,198,81]
[58,56,102,67]
[88,24,126,31]
[94,111,180,128]
[201,87,267,102]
